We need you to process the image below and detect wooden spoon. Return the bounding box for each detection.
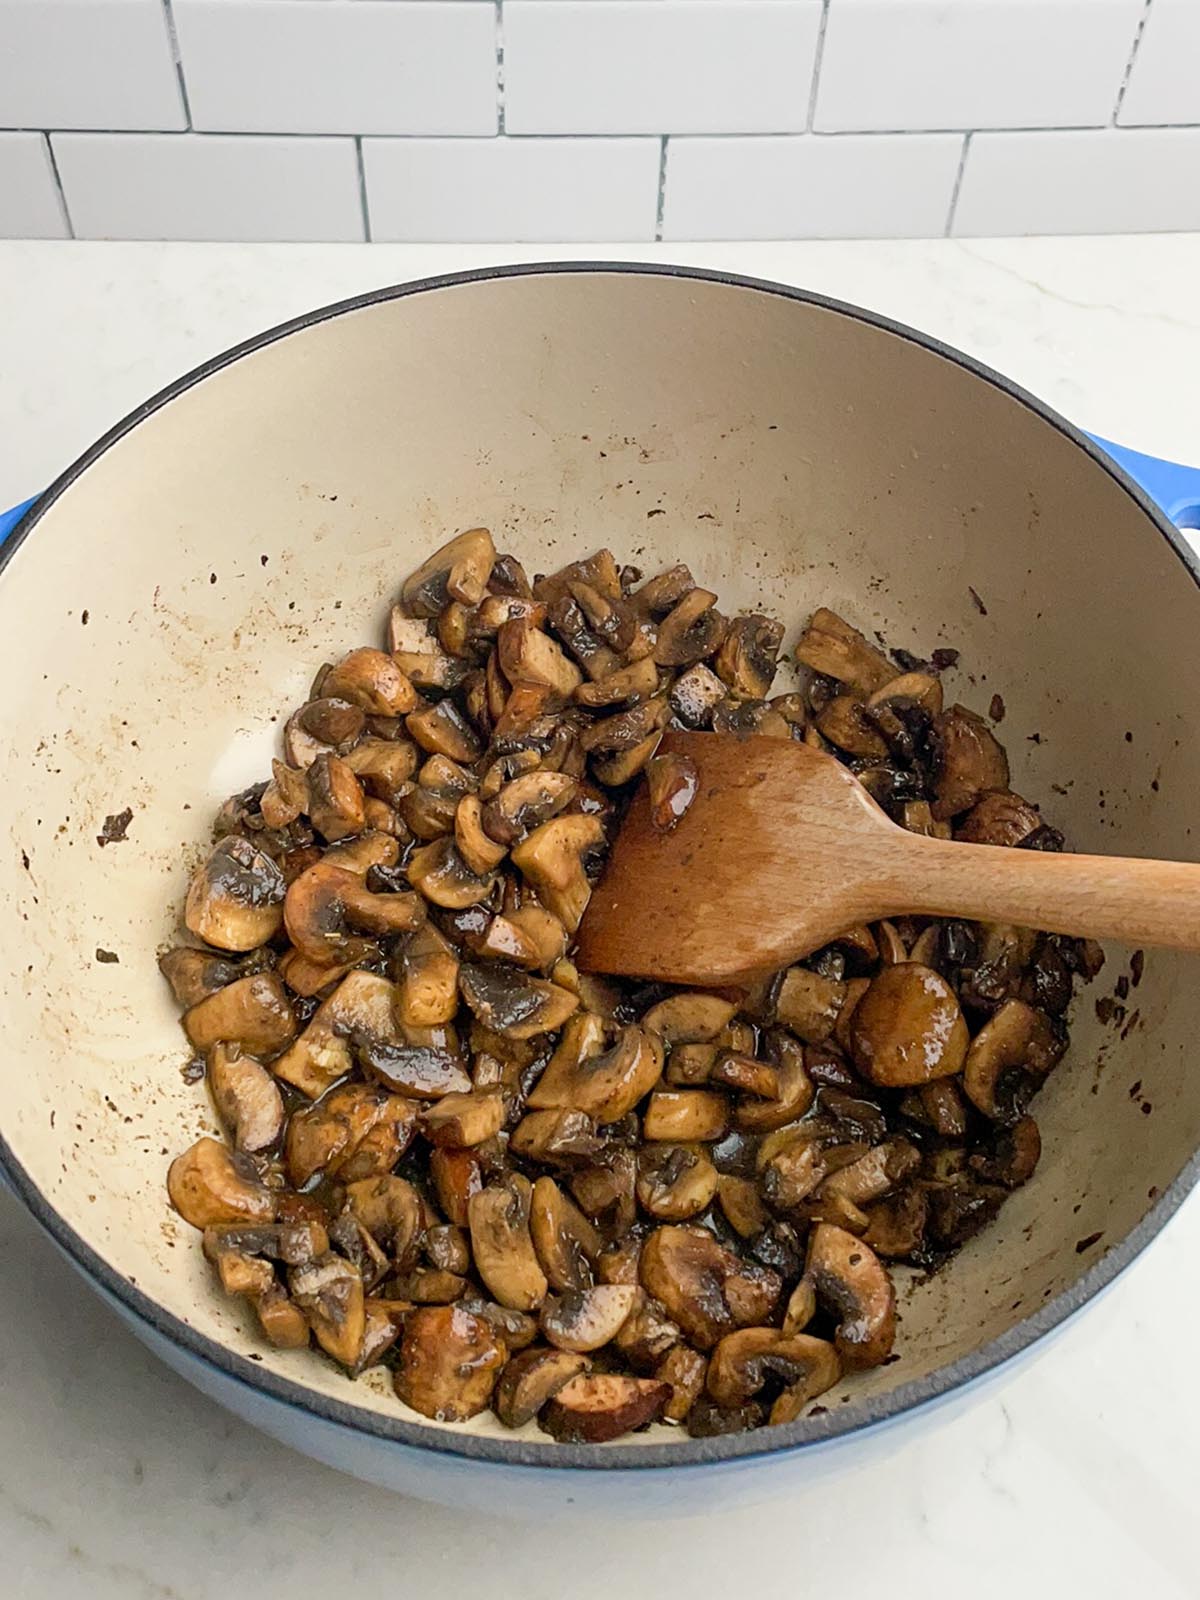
[575,729,1200,986]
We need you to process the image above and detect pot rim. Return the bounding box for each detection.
[1,259,1195,1473]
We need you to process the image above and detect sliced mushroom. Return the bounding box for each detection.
[767,1337,843,1425]
[510,813,605,933]
[453,793,508,877]
[529,1176,602,1291]
[760,1133,829,1212]
[849,963,969,1087]
[816,696,890,759]
[509,1107,603,1166]
[540,1373,671,1443]
[305,752,366,842]
[590,729,664,787]
[642,749,699,834]
[642,1089,729,1142]
[956,790,1043,847]
[717,1174,770,1238]
[343,1174,424,1260]
[328,1210,391,1291]
[574,656,660,710]
[184,836,285,951]
[774,967,847,1043]
[817,1138,920,1207]
[360,1036,471,1099]
[734,1050,814,1133]
[344,737,419,804]
[641,993,737,1046]
[354,1300,407,1373]
[668,662,727,728]
[272,970,402,1098]
[487,903,568,971]
[460,1296,539,1354]
[804,1223,895,1369]
[707,1327,838,1412]
[390,1267,468,1304]
[640,1226,782,1350]
[321,648,417,717]
[917,1078,969,1136]
[207,1042,285,1153]
[394,1303,506,1421]
[394,922,461,1027]
[497,617,583,697]
[285,1083,417,1186]
[710,1053,779,1099]
[493,1346,590,1429]
[712,614,784,699]
[479,772,576,848]
[254,1284,310,1349]
[653,588,727,667]
[612,1287,680,1371]
[429,1147,486,1226]
[421,1090,506,1148]
[969,1113,1042,1186]
[794,607,896,695]
[458,962,579,1040]
[657,1344,708,1424]
[402,529,496,616]
[901,799,952,839]
[202,1219,328,1267]
[931,705,1010,820]
[183,972,296,1056]
[636,1144,719,1221]
[862,1186,929,1258]
[541,1284,638,1352]
[528,1019,663,1123]
[665,1042,719,1086]
[284,858,424,965]
[167,1137,277,1229]
[468,1176,548,1311]
[158,946,241,1010]
[962,998,1065,1118]
[579,696,669,757]
[406,700,484,764]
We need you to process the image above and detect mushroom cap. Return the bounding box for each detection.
[529,1176,601,1291]
[963,998,1064,1118]
[167,1137,277,1229]
[184,837,285,952]
[207,1043,285,1153]
[804,1222,895,1369]
[401,528,496,616]
[510,813,605,933]
[493,1346,590,1429]
[931,704,1010,820]
[468,1177,549,1312]
[850,963,969,1087]
[540,1373,671,1443]
[540,1284,639,1352]
[639,1226,781,1350]
[527,1020,663,1124]
[183,971,296,1056]
[395,1303,507,1421]
[636,1144,719,1221]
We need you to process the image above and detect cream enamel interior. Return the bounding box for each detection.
[2,267,1196,1452]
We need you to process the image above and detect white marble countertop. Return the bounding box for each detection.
[2,236,1200,1599]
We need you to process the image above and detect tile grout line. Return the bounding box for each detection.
[944,130,972,237]
[654,135,669,241]
[1113,0,1155,125]
[161,0,193,131]
[355,136,372,243]
[805,0,833,132]
[495,0,506,136]
[42,132,75,240]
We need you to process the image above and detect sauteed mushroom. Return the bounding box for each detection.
[163,542,1089,1442]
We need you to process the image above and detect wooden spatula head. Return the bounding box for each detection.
[576,729,896,985]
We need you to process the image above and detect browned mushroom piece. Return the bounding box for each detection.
[955,790,1043,846]
[590,730,664,787]
[862,1185,929,1258]
[184,836,286,951]
[283,858,423,967]
[540,1373,671,1443]
[706,1327,838,1413]
[931,705,1010,820]
[183,971,296,1056]
[652,588,727,667]
[655,1344,708,1423]
[665,1042,718,1086]
[158,946,242,1010]
[866,670,944,717]
[392,922,459,1029]
[963,998,1065,1118]
[642,1089,729,1142]
[254,1283,311,1349]
[816,1138,921,1207]
[712,614,785,699]
[794,607,896,695]
[421,1090,506,1147]
[645,750,700,833]
[510,813,605,932]
[429,1146,485,1226]
[509,1107,602,1165]
[493,1346,590,1429]
[401,528,497,615]
[574,655,660,710]
[407,700,484,763]
[541,1284,639,1352]
[640,1226,782,1350]
[422,1222,469,1275]
[168,1137,278,1229]
[710,1053,779,1099]
[717,1174,770,1238]
[360,1036,472,1100]
[579,696,670,761]
[641,993,737,1046]
[468,1176,549,1311]
[285,1083,417,1187]
[816,696,891,759]
[636,1145,719,1221]
[773,967,847,1043]
[709,697,792,738]
[480,770,578,847]
[969,1114,1042,1186]
[611,1287,680,1371]
[343,1174,424,1261]
[528,1019,663,1123]
[478,903,568,972]
[804,1223,895,1369]
[767,1337,843,1425]
[449,793,506,878]
[203,1219,329,1268]
[529,1176,602,1291]
[760,1132,829,1212]
[497,616,584,696]
[320,648,417,718]
[849,962,969,1087]
[390,1267,469,1304]
[457,962,579,1041]
[208,1247,274,1301]
[207,1042,285,1153]
[394,1303,507,1421]
[304,752,366,842]
[272,970,402,1099]
[344,737,418,805]
[329,1210,391,1291]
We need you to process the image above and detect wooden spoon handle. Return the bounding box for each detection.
[885,835,1200,952]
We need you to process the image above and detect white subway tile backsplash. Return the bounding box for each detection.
[953,128,1200,235]
[1119,0,1200,127]
[505,1,821,135]
[0,0,185,132]
[173,0,497,136]
[364,136,659,241]
[815,0,1144,133]
[664,132,962,239]
[0,132,68,238]
[52,132,364,241]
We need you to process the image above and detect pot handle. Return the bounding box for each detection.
[1086,435,1200,529]
[0,496,39,544]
